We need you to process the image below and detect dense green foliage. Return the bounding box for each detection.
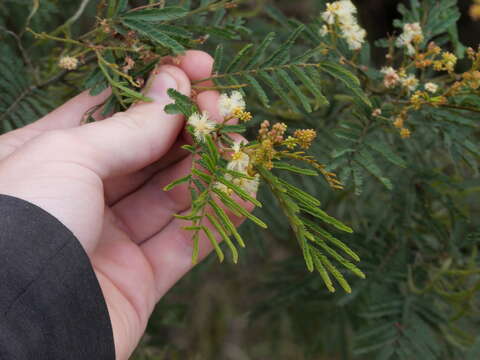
[1,0,479,359]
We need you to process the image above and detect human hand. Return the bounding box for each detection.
[0,50,250,359]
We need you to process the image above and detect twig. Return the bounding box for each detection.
[49,0,92,37]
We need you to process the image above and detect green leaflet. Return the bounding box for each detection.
[300,229,315,272]
[201,225,224,263]
[84,68,108,95]
[262,24,304,67]
[213,188,268,228]
[355,149,393,190]
[121,18,185,53]
[216,177,262,207]
[221,168,255,180]
[300,205,353,233]
[244,32,275,69]
[273,162,318,176]
[352,162,364,196]
[101,95,120,117]
[188,25,239,40]
[207,31,332,113]
[115,82,151,101]
[366,139,407,168]
[206,213,239,263]
[310,235,365,279]
[191,168,212,183]
[163,175,191,191]
[276,69,311,112]
[121,7,188,22]
[312,251,335,293]
[258,165,358,290]
[225,43,253,73]
[219,124,246,134]
[191,232,200,264]
[320,61,371,108]
[208,200,245,248]
[155,25,193,39]
[204,135,220,164]
[258,70,300,112]
[166,88,198,117]
[243,75,270,108]
[111,0,128,16]
[312,248,352,293]
[463,140,480,157]
[290,66,329,107]
[303,218,359,262]
[278,179,321,208]
[213,44,224,73]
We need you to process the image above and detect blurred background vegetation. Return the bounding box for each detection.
[133,2,480,359]
[1,1,479,359]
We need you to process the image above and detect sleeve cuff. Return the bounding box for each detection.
[0,194,115,359]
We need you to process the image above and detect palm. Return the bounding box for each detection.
[91,144,196,358]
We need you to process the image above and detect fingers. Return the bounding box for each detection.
[177,50,214,87]
[104,139,189,206]
[139,202,251,300]
[197,91,222,122]
[0,90,111,161]
[110,132,251,244]
[100,50,216,203]
[59,65,191,179]
[109,79,236,243]
[111,154,193,243]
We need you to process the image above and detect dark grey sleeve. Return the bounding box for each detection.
[0,195,115,359]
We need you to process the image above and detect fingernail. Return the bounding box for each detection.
[147,69,178,101]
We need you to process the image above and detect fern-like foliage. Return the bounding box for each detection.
[0,43,55,131]
[206,30,371,113]
[164,88,362,293]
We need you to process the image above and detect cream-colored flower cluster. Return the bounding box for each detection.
[400,74,419,92]
[58,56,79,70]
[216,141,260,195]
[396,22,423,55]
[380,67,400,88]
[424,82,438,93]
[380,67,419,92]
[219,91,252,122]
[218,92,259,194]
[188,91,259,195]
[187,91,251,143]
[219,91,245,118]
[320,0,366,50]
[187,111,216,142]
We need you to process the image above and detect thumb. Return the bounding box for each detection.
[64,65,191,178]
